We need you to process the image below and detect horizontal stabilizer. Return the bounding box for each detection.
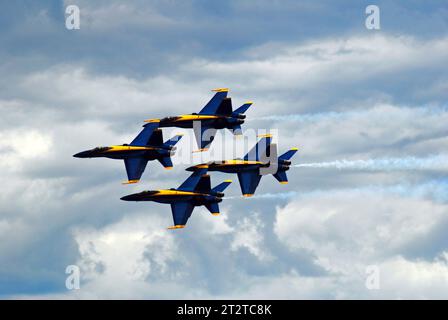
[212,180,232,193]
[164,134,183,147]
[279,148,298,161]
[234,101,253,114]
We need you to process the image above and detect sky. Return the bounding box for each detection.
[0,0,448,299]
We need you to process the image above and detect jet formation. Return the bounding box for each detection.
[74,89,298,229]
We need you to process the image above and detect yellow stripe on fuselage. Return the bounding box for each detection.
[104,145,156,153]
[174,115,220,122]
[153,189,206,197]
[214,160,264,166]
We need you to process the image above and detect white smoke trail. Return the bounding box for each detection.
[225,180,448,203]
[295,155,448,171]
[250,112,352,123]
[224,191,297,200]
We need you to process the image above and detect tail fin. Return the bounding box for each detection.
[195,174,212,193]
[147,128,163,146]
[212,180,232,193]
[279,148,298,161]
[234,101,253,114]
[178,167,208,191]
[199,88,229,115]
[273,148,298,184]
[244,134,273,161]
[164,134,183,147]
[216,97,233,115]
[130,122,159,146]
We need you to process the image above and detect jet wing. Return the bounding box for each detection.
[169,201,195,228]
[237,170,262,197]
[123,157,149,183]
[198,88,228,115]
[194,124,217,151]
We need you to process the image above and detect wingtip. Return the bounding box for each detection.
[290,147,299,151]
[245,101,253,105]
[167,225,185,230]
[164,166,173,170]
[144,119,161,123]
[211,88,229,92]
[122,180,139,185]
[257,134,273,138]
[243,194,254,197]
[192,148,209,153]
[223,179,232,183]
[211,213,220,216]
[279,181,288,184]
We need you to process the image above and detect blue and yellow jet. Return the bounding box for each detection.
[186,135,298,197]
[144,88,253,151]
[73,123,183,184]
[120,168,232,229]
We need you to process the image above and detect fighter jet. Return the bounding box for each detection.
[73,122,183,184]
[120,168,232,229]
[186,135,298,197]
[144,88,253,151]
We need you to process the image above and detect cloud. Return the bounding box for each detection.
[1,1,448,298]
[230,213,272,261]
[273,186,448,298]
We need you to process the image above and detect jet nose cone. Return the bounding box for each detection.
[73,150,91,158]
[185,166,195,172]
[120,194,138,201]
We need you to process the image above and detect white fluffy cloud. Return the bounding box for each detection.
[274,187,448,298]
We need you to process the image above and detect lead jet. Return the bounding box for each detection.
[186,135,298,197]
[121,168,232,229]
[144,88,253,151]
[73,122,183,184]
